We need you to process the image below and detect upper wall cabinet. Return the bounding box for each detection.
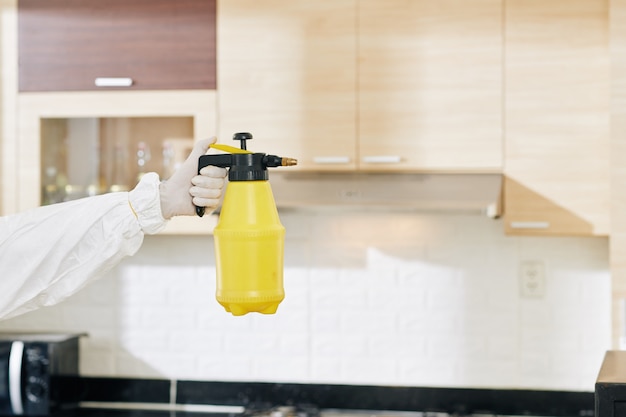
[217,0,503,173]
[18,0,216,92]
[358,0,503,172]
[503,0,610,236]
[217,0,358,171]
[17,90,219,234]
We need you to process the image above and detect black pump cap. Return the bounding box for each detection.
[228,153,268,181]
[227,132,266,180]
[233,132,253,151]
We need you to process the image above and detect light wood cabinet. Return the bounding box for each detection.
[17,90,219,234]
[0,0,17,216]
[3,0,613,238]
[1,0,220,233]
[503,0,610,236]
[18,0,216,92]
[217,0,503,173]
[358,0,503,172]
[611,0,626,348]
[217,0,358,171]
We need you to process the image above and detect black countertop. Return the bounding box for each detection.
[51,377,595,417]
[595,350,626,417]
[58,410,235,417]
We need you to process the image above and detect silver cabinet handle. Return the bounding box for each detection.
[313,156,351,165]
[510,221,550,230]
[362,155,402,164]
[95,77,134,87]
[9,341,24,415]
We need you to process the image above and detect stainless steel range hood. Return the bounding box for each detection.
[268,172,503,217]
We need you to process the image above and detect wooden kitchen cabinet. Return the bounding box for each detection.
[16,90,219,234]
[5,0,220,233]
[610,0,626,348]
[503,0,610,236]
[358,0,503,172]
[217,0,503,173]
[0,0,17,216]
[18,0,216,92]
[217,0,358,171]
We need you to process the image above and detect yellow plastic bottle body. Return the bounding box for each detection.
[213,180,285,316]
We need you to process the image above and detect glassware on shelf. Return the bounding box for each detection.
[136,141,152,182]
[161,138,194,179]
[40,116,194,205]
[161,140,176,179]
[40,118,69,204]
[41,166,67,205]
[109,144,130,193]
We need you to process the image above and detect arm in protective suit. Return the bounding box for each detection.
[0,137,226,320]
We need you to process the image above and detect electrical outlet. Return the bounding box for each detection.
[519,260,545,298]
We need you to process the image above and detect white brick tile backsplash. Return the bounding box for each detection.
[196,355,254,381]
[252,310,308,333]
[341,311,397,334]
[458,358,519,388]
[310,311,341,333]
[62,306,117,329]
[397,312,441,334]
[80,351,116,376]
[398,358,458,386]
[0,212,611,391]
[254,356,310,382]
[311,286,368,310]
[390,335,428,358]
[342,356,397,384]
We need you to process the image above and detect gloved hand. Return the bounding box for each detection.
[159,137,227,219]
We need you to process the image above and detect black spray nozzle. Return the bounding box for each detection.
[195,151,297,217]
[197,153,297,182]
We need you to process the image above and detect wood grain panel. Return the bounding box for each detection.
[17,90,216,208]
[611,0,626,348]
[504,0,610,236]
[503,177,594,236]
[18,0,216,91]
[358,0,503,172]
[217,0,357,171]
[0,0,17,215]
[17,90,218,234]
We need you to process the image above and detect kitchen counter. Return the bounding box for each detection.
[595,350,626,417]
[56,407,424,417]
[59,409,235,417]
[51,377,594,417]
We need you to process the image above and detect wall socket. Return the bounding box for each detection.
[519,260,546,298]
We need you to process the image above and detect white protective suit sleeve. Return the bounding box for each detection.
[0,172,166,320]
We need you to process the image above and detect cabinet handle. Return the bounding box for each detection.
[362,155,402,164]
[313,156,351,165]
[95,77,134,87]
[509,221,550,230]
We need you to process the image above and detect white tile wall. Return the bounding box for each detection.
[0,210,610,391]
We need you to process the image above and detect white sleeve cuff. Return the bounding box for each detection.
[128,172,168,235]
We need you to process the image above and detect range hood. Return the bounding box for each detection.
[268,172,503,217]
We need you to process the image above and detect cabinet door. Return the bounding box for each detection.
[18,0,216,92]
[358,0,503,172]
[17,90,219,234]
[504,0,610,236]
[217,0,357,171]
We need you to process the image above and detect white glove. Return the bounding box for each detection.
[159,137,227,219]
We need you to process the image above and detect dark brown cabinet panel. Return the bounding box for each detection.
[18,0,216,91]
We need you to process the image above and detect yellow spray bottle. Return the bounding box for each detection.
[196,132,297,316]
